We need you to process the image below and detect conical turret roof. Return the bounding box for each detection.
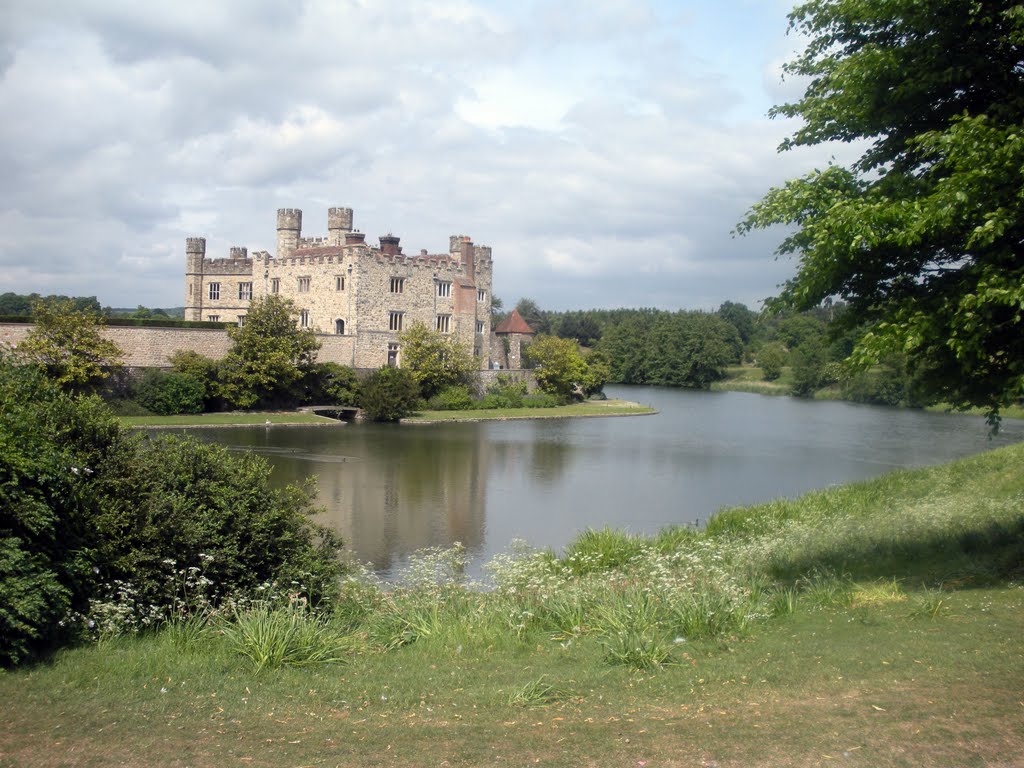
[494,308,535,335]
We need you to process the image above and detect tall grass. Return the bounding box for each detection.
[219,602,352,672]
[77,444,1024,677]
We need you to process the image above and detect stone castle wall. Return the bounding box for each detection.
[185,207,494,370]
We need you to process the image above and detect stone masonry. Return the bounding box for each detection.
[185,207,494,369]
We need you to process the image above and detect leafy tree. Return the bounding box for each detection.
[598,314,653,384]
[717,302,756,359]
[17,299,124,394]
[790,339,827,398]
[218,296,319,409]
[581,348,611,397]
[515,298,551,335]
[301,362,360,406]
[555,311,603,347]
[758,342,788,382]
[359,367,420,422]
[398,322,478,400]
[168,350,221,410]
[490,295,505,324]
[524,335,589,402]
[737,0,1024,424]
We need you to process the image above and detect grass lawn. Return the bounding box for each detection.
[121,412,340,428]
[712,364,792,396]
[403,398,656,422]
[1,444,1022,767]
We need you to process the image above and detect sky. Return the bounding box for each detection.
[0,0,854,312]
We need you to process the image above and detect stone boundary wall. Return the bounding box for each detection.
[0,324,536,388]
[0,323,231,367]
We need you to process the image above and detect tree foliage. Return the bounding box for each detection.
[758,342,788,382]
[524,335,593,402]
[738,0,1024,421]
[597,310,738,389]
[17,300,124,394]
[398,322,478,400]
[219,296,319,409]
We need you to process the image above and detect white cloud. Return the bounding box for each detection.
[0,0,840,310]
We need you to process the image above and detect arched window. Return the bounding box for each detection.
[335,319,345,335]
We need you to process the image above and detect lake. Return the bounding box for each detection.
[190,386,1024,578]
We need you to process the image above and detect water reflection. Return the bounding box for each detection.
[188,386,1023,578]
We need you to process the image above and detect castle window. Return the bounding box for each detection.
[387,343,399,367]
[208,282,220,300]
[437,281,452,298]
[298,277,311,293]
[390,277,405,294]
[335,276,345,291]
[389,312,404,331]
[478,289,486,302]
[335,319,345,335]
[239,282,252,300]
[238,315,246,328]
[300,309,311,328]
[476,320,484,334]
[271,278,280,294]
[436,314,451,333]
[208,315,220,322]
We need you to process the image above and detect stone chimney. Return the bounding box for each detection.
[379,234,401,256]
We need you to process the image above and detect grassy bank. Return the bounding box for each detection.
[403,398,656,423]
[711,364,792,396]
[2,444,1022,767]
[121,411,340,427]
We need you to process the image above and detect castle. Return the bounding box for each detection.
[185,207,497,369]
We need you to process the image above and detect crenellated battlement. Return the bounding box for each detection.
[185,205,495,367]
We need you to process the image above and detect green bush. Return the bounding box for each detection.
[301,362,360,406]
[482,376,528,408]
[0,351,345,666]
[168,350,221,410]
[428,385,474,411]
[359,367,420,422]
[134,369,205,415]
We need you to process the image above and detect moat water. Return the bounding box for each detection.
[189,386,1024,578]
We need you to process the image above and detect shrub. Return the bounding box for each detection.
[168,350,221,410]
[359,367,420,422]
[301,362,360,406]
[428,385,474,411]
[484,376,528,408]
[522,393,560,408]
[134,369,205,415]
[0,351,345,666]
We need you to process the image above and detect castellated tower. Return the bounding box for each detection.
[184,237,206,321]
[276,208,302,258]
[327,207,354,244]
[182,205,497,370]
